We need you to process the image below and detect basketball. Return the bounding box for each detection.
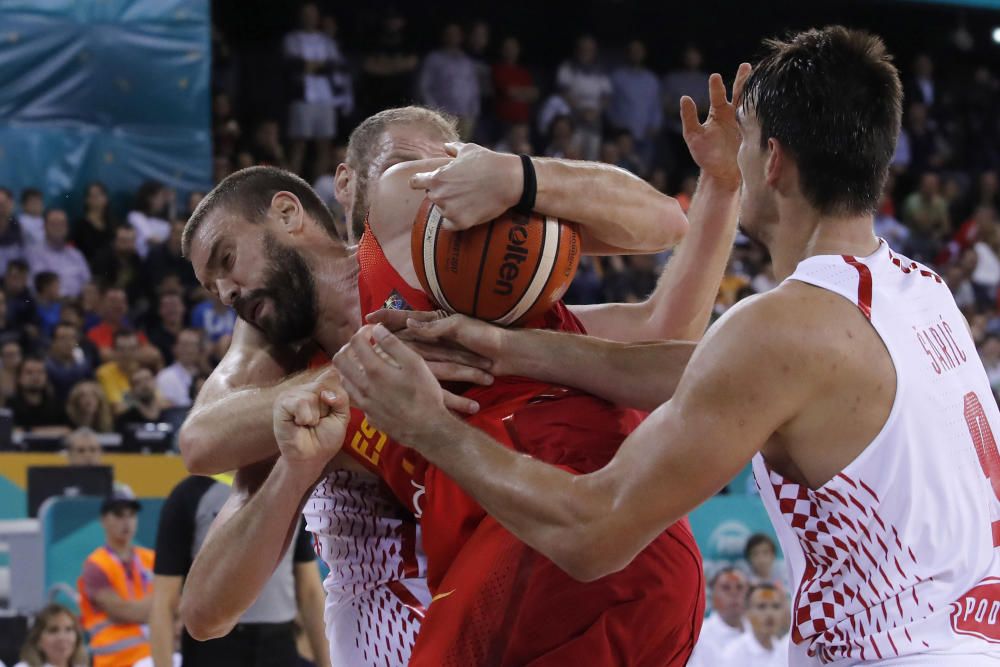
[411,198,581,326]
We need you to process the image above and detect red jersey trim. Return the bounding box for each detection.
[841,255,873,320]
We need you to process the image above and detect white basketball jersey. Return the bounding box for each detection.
[753,240,1000,665]
[302,469,430,667]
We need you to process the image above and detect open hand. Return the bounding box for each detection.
[681,63,752,189]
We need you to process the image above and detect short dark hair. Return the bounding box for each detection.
[113,327,138,345]
[182,166,340,257]
[6,259,28,274]
[34,271,59,294]
[744,533,777,560]
[135,180,165,215]
[20,188,42,205]
[741,26,902,216]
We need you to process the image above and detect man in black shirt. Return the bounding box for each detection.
[150,475,330,667]
[7,355,70,433]
[115,367,167,434]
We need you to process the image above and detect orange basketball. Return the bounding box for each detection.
[411,198,581,326]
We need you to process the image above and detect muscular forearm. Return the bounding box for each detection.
[180,460,317,640]
[531,157,688,254]
[180,368,321,473]
[500,328,695,410]
[573,176,740,342]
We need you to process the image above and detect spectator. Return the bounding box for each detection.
[466,19,493,136]
[718,584,788,667]
[614,130,647,177]
[66,380,115,433]
[96,328,142,413]
[17,188,45,246]
[33,272,61,340]
[0,290,24,349]
[905,102,949,174]
[156,329,203,408]
[13,603,87,667]
[64,427,133,495]
[662,45,710,164]
[360,11,418,115]
[145,292,187,366]
[115,366,168,433]
[0,339,22,403]
[980,335,1000,390]
[146,222,199,300]
[77,492,154,667]
[283,2,346,178]
[7,356,70,433]
[73,182,119,268]
[5,259,37,330]
[903,172,951,262]
[190,296,236,343]
[127,181,173,259]
[608,39,662,166]
[492,36,538,128]
[972,207,1000,305]
[419,23,480,140]
[687,567,748,667]
[0,187,27,274]
[907,53,938,110]
[874,189,911,249]
[45,322,92,401]
[150,475,331,667]
[243,119,288,169]
[87,287,147,357]
[494,122,533,155]
[93,226,145,304]
[543,114,581,159]
[24,209,91,299]
[556,35,610,160]
[59,304,101,369]
[743,534,787,589]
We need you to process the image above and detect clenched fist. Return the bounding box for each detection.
[273,367,350,469]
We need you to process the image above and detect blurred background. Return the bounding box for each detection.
[1,0,1000,664]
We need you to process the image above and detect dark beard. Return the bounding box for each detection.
[235,234,319,346]
[350,179,369,242]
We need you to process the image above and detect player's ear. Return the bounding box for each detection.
[271,191,304,236]
[765,138,783,188]
[334,163,354,210]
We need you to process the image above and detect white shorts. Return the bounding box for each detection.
[289,101,336,139]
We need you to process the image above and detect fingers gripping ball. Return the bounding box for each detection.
[411,198,581,326]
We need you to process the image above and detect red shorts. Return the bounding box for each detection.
[411,391,706,666]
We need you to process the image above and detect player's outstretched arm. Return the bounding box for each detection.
[182,373,348,639]
[572,64,751,343]
[408,145,687,256]
[179,319,321,474]
[342,296,811,581]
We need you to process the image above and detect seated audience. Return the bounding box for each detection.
[718,584,789,667]
[0,338,21,403]
[25,208,91,299]
[156,329,203,408]
[66,380,115,433]
[127,181,173,259]
[687,567,748,667]
[14,603,88,667]
[92,226,145,306]
[64,427,133,495]
[96,328,143,414]
[115,366,169,433]
[145,292,186,366]
[7,355,70,434]
[73,181,119,267]
[17,187,44,246]
[32,272,61,340]
[87,287,147,360]
[45,322,92,401]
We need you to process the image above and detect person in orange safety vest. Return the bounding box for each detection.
[77,492,154,667]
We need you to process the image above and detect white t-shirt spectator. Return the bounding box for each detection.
[687,612,745,667]
[556,62,610,113]
[17,213,44,246]
[283,30,338,103]
[718,632,789,667]
[127,211,171,259]
[156,361,194,408]
[973,241,1000,290]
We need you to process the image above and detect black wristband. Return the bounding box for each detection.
[514,154,537,215]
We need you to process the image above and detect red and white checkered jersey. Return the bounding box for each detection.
[302,469,429,667]
[753,240,1000,665]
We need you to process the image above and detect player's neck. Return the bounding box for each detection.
[311,245,362,354]
[769,198,880,281]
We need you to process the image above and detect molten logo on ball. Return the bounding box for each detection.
[495,219,530,296]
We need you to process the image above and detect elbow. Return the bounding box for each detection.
[180,595,234,641]
[656,196,689,250]
[178,420,216,475]
[550,530,630,583]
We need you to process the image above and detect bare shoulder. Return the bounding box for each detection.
[205,320,304,395]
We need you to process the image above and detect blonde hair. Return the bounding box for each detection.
[20,604,88,667]
[66,381,114,433]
